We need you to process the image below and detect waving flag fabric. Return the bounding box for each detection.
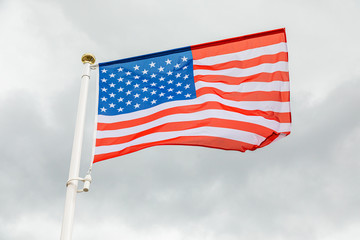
[93,28,291,163]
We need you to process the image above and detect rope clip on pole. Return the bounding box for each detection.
[66,174,92,193]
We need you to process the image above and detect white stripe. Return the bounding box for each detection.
[97,109,291,139]
[195,81,290,93]
[95,126,266,155]
[273,132,290,142]
[193,42,288,65]
[194,61,289,77]
[98,94,290,123]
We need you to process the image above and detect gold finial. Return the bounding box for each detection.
[81,53,96,64]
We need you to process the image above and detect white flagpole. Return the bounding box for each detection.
[60,54,96,240]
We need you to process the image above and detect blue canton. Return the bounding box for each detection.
[98,49,196,116]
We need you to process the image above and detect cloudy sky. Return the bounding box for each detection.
[1,0,360,239]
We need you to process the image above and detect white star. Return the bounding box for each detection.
[117,87,124,92]
[101,69,107,73]
[183,66,188,70]
[109,93,115,98]
[142,79,148,83]
[167,80,173,84]
[176,73,181,78]
[134,103,140,109]
[101,78,107,83]
[100,107,107,112]
[149,62,156,67]
[109,103,115,108]
[101,97,107,101]
[126,100,132,105]
[158,66,164,72]
[150,90,157,95]
[125,71,131,76]
[176,82,182,87]
[167,71,173,76]
[134,65,140,70]
[151,99,157,104]
[165,59,172,65]
[142,97,149,102]
[118,77,124,82]
[109,73,115,78]
[134,75,140,79]
[126,90,132,95]
[142,87,148,92]
[176,91,182,95]
[126,80,132,85]
[159,85,165,89]
[142,69,148,74]
[101,87,107,92]
[118,97,124,102]
[159,77,165,81]
[184,84,190,89]
[167,95,173,100]
[134,93,140,98]
[117,67,123,72]
[181,56,188,62]
[134,83,140,88]
[174,64,180,68]
[159,92,165,97]
[109,83,115,87]
[117,107,123,112]
[185,93,191,98]
[183,74,189,80]
[150,82,156,87]
[168,88,174,92]
[150,73,156,78]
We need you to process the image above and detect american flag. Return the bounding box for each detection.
[93,28,291,163]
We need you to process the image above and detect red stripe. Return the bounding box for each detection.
[94,135,262,163]
[97,101,291,131]
[96,118,277,147]
[191,29,286,60]
[196,88,290,102]
[194,71,289,84]
[193,52,288,71]
[257,132,289,148]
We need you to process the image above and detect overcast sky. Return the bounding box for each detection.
[1,0,360,239]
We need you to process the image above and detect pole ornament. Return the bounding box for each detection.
[81,53,96,64]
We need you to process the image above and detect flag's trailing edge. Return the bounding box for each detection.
[94,28,291,163]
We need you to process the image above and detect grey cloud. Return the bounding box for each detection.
[74,78,360,239]
[1,0,360,239]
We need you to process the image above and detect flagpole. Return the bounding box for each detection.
[60,53,96,240]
